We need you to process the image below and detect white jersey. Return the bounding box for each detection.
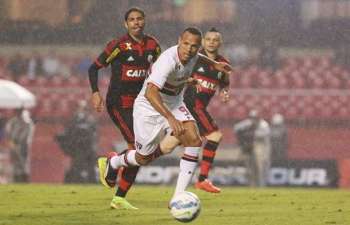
[134,45,199,115]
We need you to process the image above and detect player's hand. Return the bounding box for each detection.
[91,92,104,112]
[186,77,198,86]
[214,62,233,75]
[186,77,203,93]
[219,89,229,103]
[167,116,186,136]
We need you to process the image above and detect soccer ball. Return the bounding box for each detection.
[169,191,201,223]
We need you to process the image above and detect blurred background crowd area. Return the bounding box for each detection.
[0,0,350,184]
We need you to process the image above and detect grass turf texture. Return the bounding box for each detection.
[0,184,349,225]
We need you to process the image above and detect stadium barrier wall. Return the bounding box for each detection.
[135,158,339,188]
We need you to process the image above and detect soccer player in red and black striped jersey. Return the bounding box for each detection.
[184,28,230,193]
[88,7,161,209]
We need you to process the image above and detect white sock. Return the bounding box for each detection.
[174,147,200,196]
[125,150,140,166]
[110,150,140,169]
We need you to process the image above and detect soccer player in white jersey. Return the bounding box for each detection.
[98,27,231,206]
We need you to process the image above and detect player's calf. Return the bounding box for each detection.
[205,130,223,143]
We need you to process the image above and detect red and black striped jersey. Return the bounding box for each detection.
[184,50,230,108]
[93,33,161,108]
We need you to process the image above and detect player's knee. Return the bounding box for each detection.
[127,143,135,150]
[181,122,202,146]
[206,130,223,142]
[135,153,153,165]
[160,146,173,154]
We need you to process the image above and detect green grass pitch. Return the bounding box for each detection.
[0,184,349,225]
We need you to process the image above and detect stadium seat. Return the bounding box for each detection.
[3,54,350,121]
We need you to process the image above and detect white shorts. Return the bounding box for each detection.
[133,102,194,156]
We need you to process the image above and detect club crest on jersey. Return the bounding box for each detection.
[126,69,147,78]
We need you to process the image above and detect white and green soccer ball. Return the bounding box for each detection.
[169,191,201,223]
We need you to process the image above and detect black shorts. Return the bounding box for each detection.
[188,106,218,136]
[106,104,134,144]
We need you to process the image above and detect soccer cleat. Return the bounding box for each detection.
[195,179,221,193]
[98,157,113,188]
[110,196,138,210]
[97,152,119,188]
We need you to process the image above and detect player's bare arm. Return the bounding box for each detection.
[219,72,230,103]
[145,83,185,136]
[186,77,197,84]
[91,91,104,112]
[88,62,105,112]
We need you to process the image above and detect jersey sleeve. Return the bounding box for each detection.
[147,52,175,89]
[94,39,121,68]
[218,57,231,89]
[147,35,162,62]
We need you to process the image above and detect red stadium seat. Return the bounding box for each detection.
[256,71,274,88]
[34,76,49,87]
[319,56,331,69]
[293,77,306,89]
[16,54,350,121]
[337,106,350,119]
[302,105,316,119]
[310,77,325,89]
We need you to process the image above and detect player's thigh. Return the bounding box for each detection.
[172,103,202,147]
[190,106,219,137]
[106,105,134,144]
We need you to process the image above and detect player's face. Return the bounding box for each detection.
[178,31,201,64]
[203,32,222,54]
[125,11,145,37]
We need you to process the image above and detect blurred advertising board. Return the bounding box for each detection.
[135,158,338,188]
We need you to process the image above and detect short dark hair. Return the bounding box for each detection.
[208,27,219,33]
[124,7,145,21]
[182,27,202,38]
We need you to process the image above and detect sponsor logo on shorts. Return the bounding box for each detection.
[135,141,143,150]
